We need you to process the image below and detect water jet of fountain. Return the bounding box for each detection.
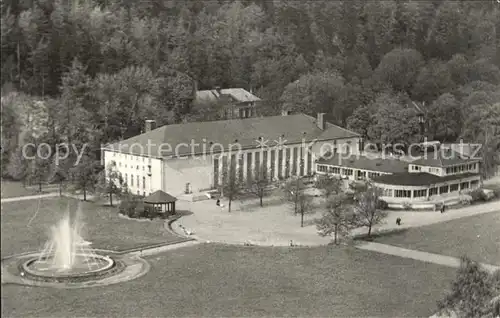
[36,202,103,272]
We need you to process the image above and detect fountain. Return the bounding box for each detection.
[1,202,150,288]
[20,204,116,282]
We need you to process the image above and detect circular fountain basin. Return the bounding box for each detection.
[21,253,117,283]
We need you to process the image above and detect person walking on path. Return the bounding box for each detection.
[396,217,402,226]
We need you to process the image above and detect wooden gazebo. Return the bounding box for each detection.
[143,190,177,215]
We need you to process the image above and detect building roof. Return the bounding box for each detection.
[411,148,478,167]
[371,172,479,186]
[104,114,360,157]
[316,154,408,174]
[144,190,177,204]
[195,88,261,103]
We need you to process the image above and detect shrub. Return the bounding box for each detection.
[469,189,486,202]
[377,199,388,210]
[118,194,144,218]
[438,257,498,318]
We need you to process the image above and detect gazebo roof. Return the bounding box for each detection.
[143,190,177,204]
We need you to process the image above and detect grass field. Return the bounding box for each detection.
[374,211,500,265]
[0,180,61,199]
[0,197,186,258]
[1,243,457,317]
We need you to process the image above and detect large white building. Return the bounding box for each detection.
[102,113,361,197]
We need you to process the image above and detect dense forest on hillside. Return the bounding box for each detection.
[1,0,500,181]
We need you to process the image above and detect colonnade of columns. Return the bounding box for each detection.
[213,145,313,187]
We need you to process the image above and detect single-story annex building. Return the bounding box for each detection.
[315,147,481,208]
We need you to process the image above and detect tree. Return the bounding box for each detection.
[373,48,423,94]
[427,93,462,142]
[314,174,343,198]
[280,70,346,125]
[282,176,306,215]
[282,176,314,227]
[296,192,314,228]
[96,161,126,206]
[460,102,500,180]
[69,153,100,201]
[316,193,355,244]
[367,92,421,148]
[352,184,387,237]
[246,164,271,207]
[220,157,243,213]
[437,256,500,318]
[49,165,67,196]
[26,150,53,193]
[6,146,28,184]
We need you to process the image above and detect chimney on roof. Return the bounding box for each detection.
[317,113,325,130]
[145,119,156,133]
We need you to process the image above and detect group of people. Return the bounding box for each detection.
[396,203,446,226]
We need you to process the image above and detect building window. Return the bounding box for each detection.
[307,150,312,175]
[450,184,459,192]
[137,190,139,195]
[383,189,393,197]
[143,177,146,189]
[137,175,139,187]
[439,185,449,194]
[413,189,426,198]
[446,167,451,174]
[143,191,145,197]
[318,165,327,172]
[329,166,340,174]
[270,150,276,180]
[137,165,139,170]
[460,182,469,189]
[125,173,128,185]
[285,148,291,177]
[292,147,298,175]
[429,187,438,196]
[395,190,411,198]
[255,152,261,176]
[278,150,283,179]
[262,151,268,179]
[131,174,134,186]
[471,180,479,188]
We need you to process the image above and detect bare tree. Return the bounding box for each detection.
[297,192,314,228]
[282,176,306,215]
[96,161,126,206]
[220,158,243,212]
[247,164,271,207]
[352,184,387,237]
[316,193,356,244]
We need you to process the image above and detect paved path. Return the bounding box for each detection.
[0,192,59,203]
[357,242,500,273]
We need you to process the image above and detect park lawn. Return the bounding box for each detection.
[1,243,457,317]
[0,196,186,258]
[0,180,61,199]
[0,180,37,199]
[374,211,500,265]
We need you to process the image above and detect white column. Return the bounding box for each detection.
[274,149,279,181]
[304,146,309,176]
[218,154,224,185]
[242,151,248,181]
[267,148,272,180]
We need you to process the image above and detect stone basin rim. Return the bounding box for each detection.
[21,253,115,278]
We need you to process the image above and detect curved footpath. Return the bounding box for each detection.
[172,198,500,247]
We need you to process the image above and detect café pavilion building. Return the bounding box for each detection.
[315,146,481,209]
